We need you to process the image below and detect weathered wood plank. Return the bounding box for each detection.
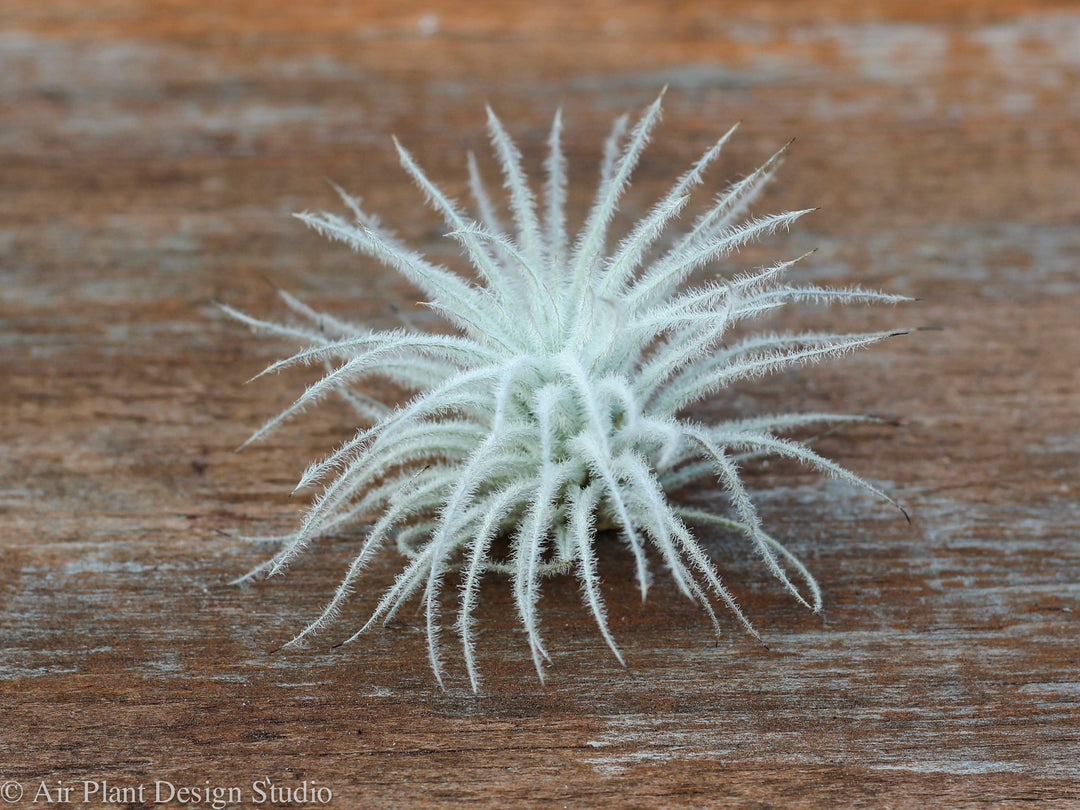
[2,2,1078,806]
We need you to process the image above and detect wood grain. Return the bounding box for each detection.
[2,1,1079,807]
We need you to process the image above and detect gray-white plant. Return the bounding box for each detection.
[223,93,908,691]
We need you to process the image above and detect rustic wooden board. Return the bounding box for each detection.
[2,1,1079,807]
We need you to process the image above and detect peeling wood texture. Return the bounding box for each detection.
[2,2,1080,807]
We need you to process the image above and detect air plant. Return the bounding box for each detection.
[222,92,909,691]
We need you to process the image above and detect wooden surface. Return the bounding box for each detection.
[2,1,1079,807]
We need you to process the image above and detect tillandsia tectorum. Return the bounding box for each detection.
[222,92,910,691]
